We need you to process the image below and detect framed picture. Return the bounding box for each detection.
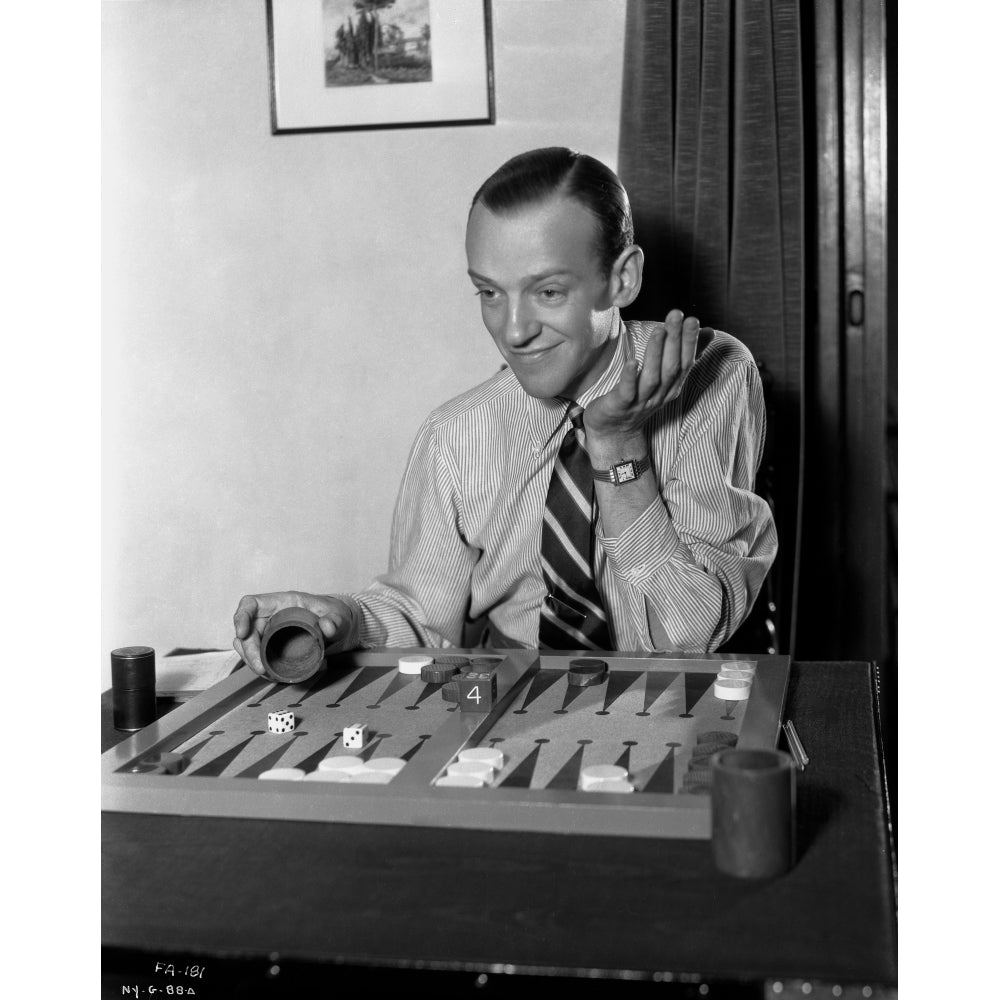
[266,0,495,134]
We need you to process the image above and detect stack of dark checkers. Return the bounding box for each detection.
[423,656,470,702]
[566,658,609,687]
[434,656,504,702]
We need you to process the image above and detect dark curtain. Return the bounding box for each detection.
[617,0,804,655]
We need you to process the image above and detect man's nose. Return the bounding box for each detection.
[502,298,541,346]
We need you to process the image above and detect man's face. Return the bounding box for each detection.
[465,195,618,400]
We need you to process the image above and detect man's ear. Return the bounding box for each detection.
[609,244,644,308]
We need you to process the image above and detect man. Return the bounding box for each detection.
[234,148,776,676]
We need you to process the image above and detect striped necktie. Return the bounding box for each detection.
[538,403,613,650]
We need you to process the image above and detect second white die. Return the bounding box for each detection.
[343,723,369,749]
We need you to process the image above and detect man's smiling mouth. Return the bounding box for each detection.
[509,344,558,363]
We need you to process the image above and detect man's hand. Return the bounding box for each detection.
[584,310,714,448]
[233,591,355,677]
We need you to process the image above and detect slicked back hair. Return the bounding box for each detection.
[469,147,634,276]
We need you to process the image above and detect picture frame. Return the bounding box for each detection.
[266,0,495,134]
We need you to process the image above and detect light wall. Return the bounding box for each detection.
[102,0,627,687]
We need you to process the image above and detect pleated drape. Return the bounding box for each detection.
[618,0,804,653]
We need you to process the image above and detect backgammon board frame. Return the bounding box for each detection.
[100,648,790,839]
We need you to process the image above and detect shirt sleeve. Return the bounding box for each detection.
[598,355,777,652]
[345,414,476,648]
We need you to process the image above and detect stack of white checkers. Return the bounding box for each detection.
[257,756,408,783]
[712,659,756,701]
[434,747,506,788]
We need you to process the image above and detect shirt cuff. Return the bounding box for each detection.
[599,497,683,585]
[335,594,366,649]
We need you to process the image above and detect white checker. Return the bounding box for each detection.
[714,678,752,701]
[363,757,407,774]
[447,760,495,781]
[458,747,505,770]
[257,768,306,781]
[398,655,433,675]
[350,771,394,784]
[719,665,755,681]
[318,755,368,773]
[303,769,354,782]
[435,774,485,788]
[579,764,628,790]
[584,778,634,794]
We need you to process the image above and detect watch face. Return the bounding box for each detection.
[614,460,637,484]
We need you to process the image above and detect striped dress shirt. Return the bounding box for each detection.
[342,315,777,653]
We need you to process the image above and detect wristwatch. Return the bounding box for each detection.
[591,455,651,485]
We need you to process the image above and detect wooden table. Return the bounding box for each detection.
[102,661,897,998]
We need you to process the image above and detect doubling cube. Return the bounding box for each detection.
[343,723,369,749]
[458,669,497,714]
[267,710,295,734]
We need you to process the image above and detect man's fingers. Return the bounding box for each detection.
[663,308,685,337]
[233,593,286,674]
[636,326,665,401]
[679,315,701,370]
[233,636,265,677]
[655,312,684,395]
[654,312,701,405]
[614,357,641,406]
[317,615,342,641]
[233,594,260,639]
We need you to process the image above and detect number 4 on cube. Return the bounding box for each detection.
[458,669,497,714]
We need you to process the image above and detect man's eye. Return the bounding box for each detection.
[475,288,498,301]
[539,288,565,301]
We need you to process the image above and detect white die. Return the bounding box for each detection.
[267,710,295,734]
[343,723,368,749]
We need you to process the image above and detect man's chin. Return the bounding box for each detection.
[510,368,568,401]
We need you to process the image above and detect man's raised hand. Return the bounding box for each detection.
[584,310,713,442]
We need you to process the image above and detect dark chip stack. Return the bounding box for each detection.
[111,645,157,732]
[711,749,796,878]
